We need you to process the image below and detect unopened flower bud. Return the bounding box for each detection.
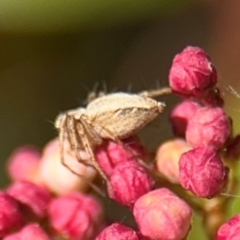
[170,100,200,137]
[3,223,51,240]
[107,161,153,207]
[156,139,191,183]
[95,136,149,177]
[19,223,51,240]
[216,214,240,240]
[2,234,21,240]
[96,223,140,240]
[169,46,217,97]
[179,147,228,198]
[48,192,104,240]
[6,146,40,183]
[186,106,231,149]
[38,138,96,195]
[0,192,24,237]
[7,181,51,220]
[133,188,192,240]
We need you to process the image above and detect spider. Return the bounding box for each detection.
[55,87,171,186]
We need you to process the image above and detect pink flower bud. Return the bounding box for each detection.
[38,138,96,195]
[186,106,231,149]
[3,234,21,240]
[156,139,191,184]
[3,223,51,240]
[6,146,40,182]
[7,181,51,220]
[19,224,51,240]
[169,46,217,97]
[96,223,140,240]
[179,147,228,198]
[170,100,200,137]
[107,161,153,207]
[48,192,104,240]
[133,188,192,240]
[0,192,24,237]
[216,214,240,240]
[95,136,149,177]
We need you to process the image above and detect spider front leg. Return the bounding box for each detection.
[58,115,105,196]
[76,118,110,186]
[138,86,172,98]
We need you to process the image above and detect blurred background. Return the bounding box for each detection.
[1,1,240,239]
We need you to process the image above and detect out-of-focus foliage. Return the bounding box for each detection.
[0,0,193,34]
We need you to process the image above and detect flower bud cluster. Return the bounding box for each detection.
[4,133,193,239]
[96,188,192,240]
[2,45,240,239]
[2,142,104,239]
[95,136,154,207]
[167,46,232,199]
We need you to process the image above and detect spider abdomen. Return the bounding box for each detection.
[86,93,165,139]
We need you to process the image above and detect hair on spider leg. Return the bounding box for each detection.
[224,84,240,99]
[216,77,240,113]
[85,81,122,104]
[217,75,240,99]
[138,76,150,92]
[154,79,161,90]
[220,193,240,199]
[46,118,56,126]
[101,80,108,94]
[126,82,133,93]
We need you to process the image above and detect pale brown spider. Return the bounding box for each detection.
[55,88,171,186]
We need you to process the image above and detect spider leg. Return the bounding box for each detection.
[76,117,109,185]
[70,117,95,168]
[138,86,172,98]
[59,115,105,197]
[65,116,77,150]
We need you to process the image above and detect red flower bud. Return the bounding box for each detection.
[133,188,192,240]
[169,46,217,97]
[107,161,153,207]
[216,214,240,240]
[179,147,228,198]
[170,100,200,137]
[186,106,231,149]
[48,192,104,240]
[96,223,140,240]
[7,181,52,220]
[95,136,149,177]
[0,192,24,237]
[3,223,51,240]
